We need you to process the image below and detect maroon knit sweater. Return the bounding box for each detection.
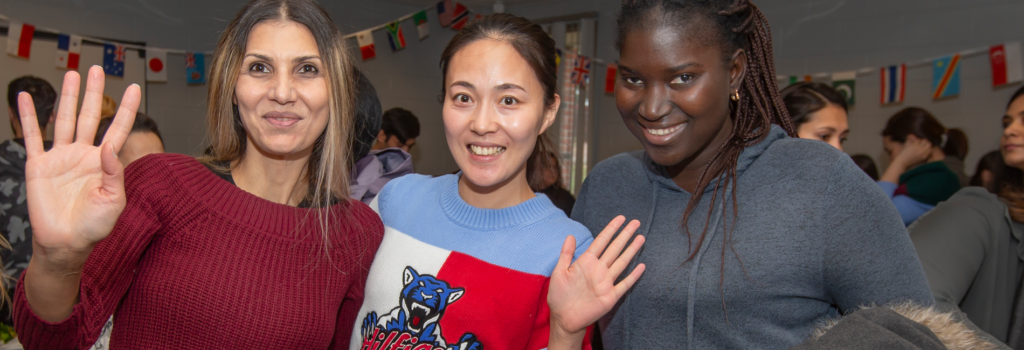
[12,153,384,349]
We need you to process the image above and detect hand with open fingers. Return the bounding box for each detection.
[21,66,141,265]
[547,215,646,346]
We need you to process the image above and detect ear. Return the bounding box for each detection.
[728,49,748,93]
[403,267,417,286]
[8,108,15,124]
[539,94,561,135]
[446,288,464,304]
[377,130,388,143]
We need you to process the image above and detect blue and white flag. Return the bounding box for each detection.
[186,52,205,85]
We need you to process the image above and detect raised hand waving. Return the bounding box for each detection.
[21,66,139,321]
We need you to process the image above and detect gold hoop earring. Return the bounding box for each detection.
[730,90,740,101]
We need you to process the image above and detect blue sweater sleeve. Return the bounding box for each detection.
[824,159,935,312]
[877,181,935,226]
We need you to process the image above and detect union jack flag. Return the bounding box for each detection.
[186,52,196,68]
[572,55,590,85]
[114,45,125,62]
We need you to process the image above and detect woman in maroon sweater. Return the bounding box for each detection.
[11,0,382,348]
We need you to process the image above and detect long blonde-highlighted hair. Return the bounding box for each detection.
[202,0,355,208]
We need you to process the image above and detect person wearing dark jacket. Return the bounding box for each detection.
[0,76,56,287]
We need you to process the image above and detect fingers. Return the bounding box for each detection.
[599,219,641,266]
[608,234,645,280]
[587,215,626,257]
[74,66,106,144]
[613,263,646,298]
[16,93,44,158]
[553,235,576,274]
[99,143,125,195]
[101,84,141,153]
[52,70,81,146]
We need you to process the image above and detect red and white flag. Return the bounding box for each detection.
[356,30,375,61]
[990,42,1023,87]
[605,63,617,94]
[146,48,167,82]
[6,22,35,59]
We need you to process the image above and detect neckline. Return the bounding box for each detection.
[437,174,557,231]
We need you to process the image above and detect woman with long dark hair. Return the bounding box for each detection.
[780,82,849,150]
[12,0,383,347]
[352,14,642,350]
[909,86,1024,349]
[548,0,934,348]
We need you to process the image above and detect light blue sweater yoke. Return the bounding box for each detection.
[572,125,936,350]
[377,174,593,276]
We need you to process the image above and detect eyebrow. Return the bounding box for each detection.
[495,83,526,92]
[243,54,321,64]
[665,62,703,73]
[450,81,475,90]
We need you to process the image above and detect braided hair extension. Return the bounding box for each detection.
[617,0,796,318]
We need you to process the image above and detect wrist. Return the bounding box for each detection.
[30,243,92,275]
[549,319,586,349]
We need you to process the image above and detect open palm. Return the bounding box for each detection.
[548,216,646,335]
[21,66,140,258]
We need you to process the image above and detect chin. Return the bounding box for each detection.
[460,166,513,188]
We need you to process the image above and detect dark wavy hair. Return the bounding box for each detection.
[7,76,56,130]
[780,82,847,128]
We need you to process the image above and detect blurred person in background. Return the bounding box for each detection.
[349,71,413,204]
[941,128,970,187]
[850,154,879,181]
[93,112,165,167]
[878,107,961,225]
[970,150,1014,194]
[780,82,849,151]
[372,107,420,154]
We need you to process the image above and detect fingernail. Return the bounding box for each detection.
[131,83,140,87]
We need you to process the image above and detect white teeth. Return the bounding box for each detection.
[645,124,684,136]
[470,145,506,156]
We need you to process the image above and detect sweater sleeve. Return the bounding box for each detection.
[12,164,164,350]
[331,203,384,349]
[822,157,935,312]
[877,181,936,226]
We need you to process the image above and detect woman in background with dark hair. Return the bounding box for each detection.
[93,112,164,167]
[970,150,1016,194]
[878,107,961,225]
[557,0,933,348]
[942,128,970,186]
[850,154,879,181]
[780,82,849,150]
[909,86,1024,349]
[526,137,575,216]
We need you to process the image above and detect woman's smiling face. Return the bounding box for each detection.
[443,39,558,188]
[234,20,329,158]
[616,22,742,171]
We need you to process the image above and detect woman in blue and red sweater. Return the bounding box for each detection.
[11,0,382,348]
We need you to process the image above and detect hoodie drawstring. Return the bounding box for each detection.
[685,183,728,350]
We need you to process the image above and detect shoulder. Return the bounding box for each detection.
[919,187,1006,223]
[123,153,200,192]
[377,173,448,214]
[586,151,648,187]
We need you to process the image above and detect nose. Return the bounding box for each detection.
[1006,118,1024,139]
[268,71,297,105]
[637,85,672,121]
[468,102,499,136]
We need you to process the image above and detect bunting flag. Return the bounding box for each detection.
[186,52,205,85]
[437,0,455,27]
[55,33,81,70]
[831,71,856,106]
[357,30,376,61]
[933,54,961,99]
[788,76,798,85]
[880,64,906,105]
[102,43,125,77]
[990,42,1023,87]
[146,48,167,82]
[572,55,591,85]
[385,22,406,51]
[605,63,617,94]
[555,49,562,67]
[413,10,429,40]
[449,3,470,31]
[6,22,35,59]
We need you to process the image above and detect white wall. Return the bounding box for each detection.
[3,0,1022,177]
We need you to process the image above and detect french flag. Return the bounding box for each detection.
[6,22,35,59]
[880,64,905,105]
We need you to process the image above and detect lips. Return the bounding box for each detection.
[263,112,302,128]
[644,124,685,136]
[638,122,687,146]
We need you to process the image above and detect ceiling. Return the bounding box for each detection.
[379,0,559,6]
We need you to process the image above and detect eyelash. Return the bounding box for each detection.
[454,94,472,104]
[248,63,319,75]
[500,96,518,106]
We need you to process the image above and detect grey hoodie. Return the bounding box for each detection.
[571,125,935,349]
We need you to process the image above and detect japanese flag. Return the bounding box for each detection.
[146,48,167,82]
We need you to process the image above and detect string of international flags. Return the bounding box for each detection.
[4,5,1020,106]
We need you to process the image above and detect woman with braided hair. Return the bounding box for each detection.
[546,0,935,349]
